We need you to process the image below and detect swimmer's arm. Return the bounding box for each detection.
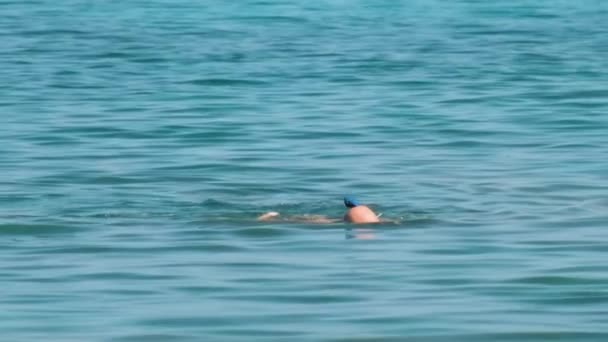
[282,214,341,224]
[257,212,340,224]
[257,211,280,221]
[300,216,341,224]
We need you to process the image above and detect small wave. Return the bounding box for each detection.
[0,223,78,235]
[507,275,602,286]
[229,15,309,24]
[179,78,268,86]
[17,29,90,37]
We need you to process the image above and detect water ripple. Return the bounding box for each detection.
[1,0,607,341]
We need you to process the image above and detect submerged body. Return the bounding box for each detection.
[257,196,385,224]
[256,211,338,224]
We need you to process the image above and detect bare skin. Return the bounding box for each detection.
[256,212,340,224]
[256,212,280,221]
[343,205,380,224]
[257,205,385,224]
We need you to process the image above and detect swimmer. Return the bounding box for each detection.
[257,196,385,224]
[342,196,381,224]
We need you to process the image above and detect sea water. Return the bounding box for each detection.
[1,1,608,340]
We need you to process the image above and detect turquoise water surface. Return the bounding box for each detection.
[2,1,608,341]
